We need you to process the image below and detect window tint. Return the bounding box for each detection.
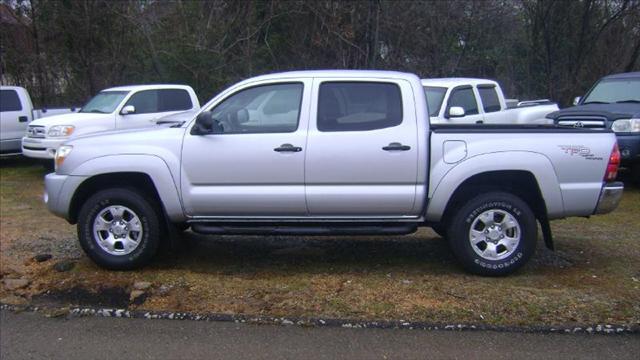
[159,89,193,111]
[0,90,22,112]
[424,86,447,117]
[125,90,159,114]
[318,82,402,132]
[478,86,501,113]
[209,83,303,134]
[448,87,478,115]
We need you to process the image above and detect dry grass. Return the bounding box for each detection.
[1,157,639,327]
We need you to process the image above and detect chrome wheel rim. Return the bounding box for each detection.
[92,205,143,256]
[469,209,521,261]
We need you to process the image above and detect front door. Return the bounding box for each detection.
[180,80,311,217]
[443,86,485,124]
[304,79,420,217]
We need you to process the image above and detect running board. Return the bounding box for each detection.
[190,223,418,236]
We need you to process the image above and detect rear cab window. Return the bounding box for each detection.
[125,88,193,114]
[317,82,403,131]
[0,90,22,112]
[477,85,501,113]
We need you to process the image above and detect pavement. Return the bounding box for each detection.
[1,310,639,359]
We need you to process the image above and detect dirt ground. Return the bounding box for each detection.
[1,156,639,327]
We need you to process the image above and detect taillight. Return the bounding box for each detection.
[604,143,620,181]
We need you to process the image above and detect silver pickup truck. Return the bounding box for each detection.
[44,70,623,276]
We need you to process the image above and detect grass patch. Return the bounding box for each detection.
[1,156,639,327]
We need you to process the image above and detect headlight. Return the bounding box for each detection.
[48,125,75,137]
[611,119,640,133]
[55,145,73,170]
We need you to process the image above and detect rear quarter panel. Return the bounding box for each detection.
[427,129,616,221]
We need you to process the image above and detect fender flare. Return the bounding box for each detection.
[425,151,564,222]
[71,154,185,222]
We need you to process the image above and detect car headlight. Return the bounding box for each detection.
[55,145,73,170]
[611,119,640,133]
[48,125,75,137]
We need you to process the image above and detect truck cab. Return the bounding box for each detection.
[422,78,558,125]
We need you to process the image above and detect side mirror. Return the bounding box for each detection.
[448,106,466,118]
[191,111,224,135]
[121,105,136,115]
[573,96,581,106]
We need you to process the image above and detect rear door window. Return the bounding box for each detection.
[158,89,193,111]
[317,82,403,132]
[0,90,22,112]
[447,87,479,115]
[478,85,501,113]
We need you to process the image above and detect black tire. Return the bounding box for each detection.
[447,192,537,276]
[77,188,161,270]
[631,164,640,187]
[430,224,447,238]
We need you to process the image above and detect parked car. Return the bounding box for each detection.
[44,70,622,276]
[0,86,78,155]
[422,78,558,124]
[547,72,640,183]
[21,84,200,160]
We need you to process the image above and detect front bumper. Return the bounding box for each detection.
[616,133,640,166]
[21,137,66,159]
[593,182,624,215]
[44,173,87,222]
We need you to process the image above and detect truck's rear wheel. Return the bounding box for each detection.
[447,192,536,276]
[77,188,160,270]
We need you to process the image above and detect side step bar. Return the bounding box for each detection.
[190,223,418,236]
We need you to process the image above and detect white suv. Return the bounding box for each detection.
[22,84,200,159]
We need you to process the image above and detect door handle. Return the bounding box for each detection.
[18,116,28,122]
[274,144,302,152]
[382,142,411,151]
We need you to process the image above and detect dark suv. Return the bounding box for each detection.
[547,72,640,183]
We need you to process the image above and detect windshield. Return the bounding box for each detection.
[80,91,129,113]
[424,86,447,116]
[582,78,640,104]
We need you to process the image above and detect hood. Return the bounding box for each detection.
[71,124,179,142]
[28,112,112,128]
[547,103,640,120]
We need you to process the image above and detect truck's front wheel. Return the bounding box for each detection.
[447,192,537,276]
[77,188,161,270]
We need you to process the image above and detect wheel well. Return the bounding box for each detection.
[68,172,162,224]
[440,170,548,227]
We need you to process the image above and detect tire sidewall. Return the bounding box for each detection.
[77,189,160,270]
[448,192,537,276]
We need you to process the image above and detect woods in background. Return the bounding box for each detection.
[1,0,638,108]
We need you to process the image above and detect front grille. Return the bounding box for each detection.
[27,125,46,138]
[556,116,607,129]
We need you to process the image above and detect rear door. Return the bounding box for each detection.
[0,89,31,150]
[116,89,194,129]
[476,84,505,124]
[304,79,420,217]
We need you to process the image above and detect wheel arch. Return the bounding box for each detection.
[426,151,564,223]
[67,155,185,224]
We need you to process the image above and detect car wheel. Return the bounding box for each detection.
[447,192,537,276]
[77,188,161,270]
[430,224,447,238]
[631,164,640,187]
